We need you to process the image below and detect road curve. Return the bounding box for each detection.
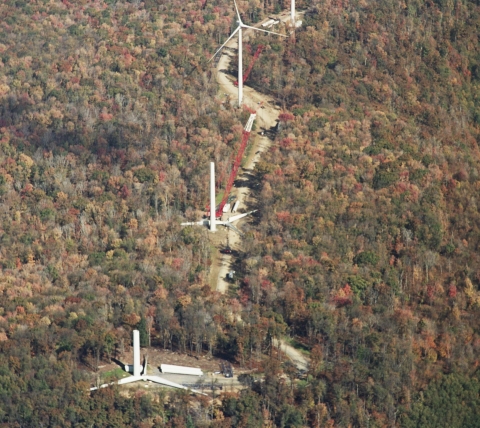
[273,339,309,371]
[212,13,310,372]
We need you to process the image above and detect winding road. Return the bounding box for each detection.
[211,13,310,372]
[213,42,278,293]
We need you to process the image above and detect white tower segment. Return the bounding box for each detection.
[291,0,295,26]
[133,330,141,377]
[238,25,243,107]
[210,161,216,232]
[209,0,285,107]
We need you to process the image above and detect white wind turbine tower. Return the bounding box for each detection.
[291,0,295,26]
[210,0,285,107]
[180,160,257,235]
[289,0,303,29]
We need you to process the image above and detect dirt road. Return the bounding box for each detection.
[273,339,309,371]
[213,23,281,293]
[212,14,310,372]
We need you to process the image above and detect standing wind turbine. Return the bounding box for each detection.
[210,0,285,107]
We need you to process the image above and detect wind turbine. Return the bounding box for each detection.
[181,161,256,235]
[181,112,257,234]
[90,330,206,395]
[210,0,286,107]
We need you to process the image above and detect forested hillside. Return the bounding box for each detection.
[243,0,480,426]
[0,0,480,426]
[0,0,256,425]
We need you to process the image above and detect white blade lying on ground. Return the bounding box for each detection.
[228,210,257,223]
[224,222,244,236]
[181,220,207,226]
[91,375,206,395]
[143,376,207,395]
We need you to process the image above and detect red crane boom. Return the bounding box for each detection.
[207,113,256,218]
[234,45,264,87]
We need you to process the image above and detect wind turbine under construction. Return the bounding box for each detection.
[210,0,286,107]
[90,330,206,395]
[181,112,257,234]
[181,161,257,235]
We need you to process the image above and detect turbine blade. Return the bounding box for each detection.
[181,220,206,226]
[208,27,240,62]
[224,222,244,236]
[90,382,114,391]
[242,24,287,37]
[118,376,144,385]
[143,376,207,395]
[233,0,242,23]
[228,210,257,223]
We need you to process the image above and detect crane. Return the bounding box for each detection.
[207,112,256,218]
[234,45,264,87]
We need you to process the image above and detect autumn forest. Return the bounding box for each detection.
[0,0,480,426]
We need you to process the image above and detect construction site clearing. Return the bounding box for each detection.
[94,346,249,392]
